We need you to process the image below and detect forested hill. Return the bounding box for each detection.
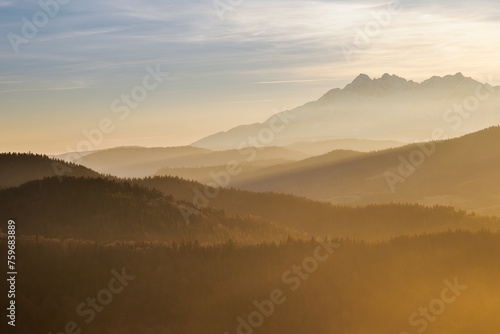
[0,153,101,188]
[135,176,500,240]
[3,153,500,242]
[12,230,500,334]
[0,177,298,244]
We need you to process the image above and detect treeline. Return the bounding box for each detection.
[3,230,500,334]
[0,152,100,188]
[3,154,500,243]
[0,177,297,244]
[135,176,500,239]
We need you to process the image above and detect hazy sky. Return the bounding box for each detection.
[1,0,500,154]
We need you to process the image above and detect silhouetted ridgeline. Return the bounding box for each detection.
[227,126,500,216]
[135,176,500,240]
[52,146,307,178]
[0,177,297,244]
[0,153,100,188]
[4,230,500,333]
[3,152,500,243]
[192,74,500,148]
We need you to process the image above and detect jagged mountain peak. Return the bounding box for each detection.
[344,73,371,90]
[343,73,415,96]
[192,73,500,150]
[375,73,413,89]
[353,73,372,83]
[420,72,477,88]
[379,73,406,82]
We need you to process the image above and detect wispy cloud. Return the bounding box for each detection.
[0,85,89,94]
[1,0,500,152]
[256,80,327,84]
[0,0,14,7]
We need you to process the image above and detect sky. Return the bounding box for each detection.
[1,0,500,154]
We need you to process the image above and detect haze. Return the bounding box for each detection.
[2,0,500,153]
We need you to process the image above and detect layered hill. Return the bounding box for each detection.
[154,150,370,186]
[54,146,307,178]
[53,146,209,178]
[0,153,101,188]
[229,127,500,216]
[284,138,404,156]
[3,151,499,242]
[134,175,500,240]
[192,73,500,148]
[154,160,288,184]
[0,177,297,244]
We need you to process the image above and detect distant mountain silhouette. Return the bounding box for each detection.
[192,73,500,148]
[154,160,291,184]
[285,138,404,156]
[54,146,308,178]
[153,142,402,186]
[2,151,500,241]
[5,132,500,240]
[229,127,500,216]
[52,146,209,178]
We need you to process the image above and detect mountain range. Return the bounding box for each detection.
[52,146,308,178]
[228,126,500,216]
[2,73,500,243]
[192,73,500,149]
[3,153,499,242]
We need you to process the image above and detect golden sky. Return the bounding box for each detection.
[1,0,500,153]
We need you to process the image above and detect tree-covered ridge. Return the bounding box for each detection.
[0,177,297,244]
[0,152,101,188]
[135,176,500,240]
[6,230,500,334]
[2,153,500,243]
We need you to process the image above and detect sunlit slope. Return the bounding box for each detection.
[285,138,404,156]
[135,175,500,240]
[4,150,500,242]
[55,146,308,178]
[12,231,500,334]
[155,150,359,185]
[230,127,500,216]
[53,146,210,178]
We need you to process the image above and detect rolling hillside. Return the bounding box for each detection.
[0,153,101,188]
[155,150,364,186]
[3,151,499,242]
[0,177,297,244]
[52,146,210,178]
[154,159,293,184]
[229,127,500,216]
[54,146,308,178]
[284,138,405,156]
[135,176,500,240]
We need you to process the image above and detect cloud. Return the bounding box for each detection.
[256,80,327,84]
[1,0,500,151]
